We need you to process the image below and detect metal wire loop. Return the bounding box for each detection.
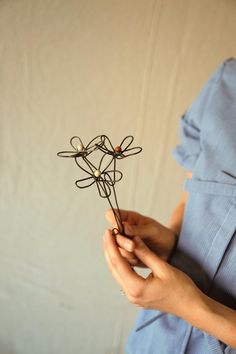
[57,135,142,235]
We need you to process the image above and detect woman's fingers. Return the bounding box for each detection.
[105,209,159,239]
[123,221,158,238]
[118,247,139,266]
[104,247,124,288]
[116,233,135,252]
[104,229,144,291]
[115,233,139,265]
[133,236,169,277]
[105,208,141,227]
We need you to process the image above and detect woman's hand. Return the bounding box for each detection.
[105,209,178,266]
[103,229,204,318]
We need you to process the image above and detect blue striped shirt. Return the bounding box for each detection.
[125,58,236,354]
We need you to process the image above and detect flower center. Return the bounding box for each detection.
[114,146,122,153]
[94,169,101,178]
[76,143,84,152]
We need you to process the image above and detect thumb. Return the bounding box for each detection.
[133,236,168,277]
[123,222,158,238]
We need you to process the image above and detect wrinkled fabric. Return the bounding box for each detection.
[125,58,236,354]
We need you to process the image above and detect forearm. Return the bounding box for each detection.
[168,201,186,237]
[184,291,236,348]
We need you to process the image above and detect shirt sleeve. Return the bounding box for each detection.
[172,58,234,171]
[172,112,201,171]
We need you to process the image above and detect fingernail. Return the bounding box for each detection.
[124,241,133,251]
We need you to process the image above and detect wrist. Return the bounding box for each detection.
[182,289,236,347]
[182,287,211,326]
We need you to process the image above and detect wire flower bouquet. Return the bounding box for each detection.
[57,135,142,235]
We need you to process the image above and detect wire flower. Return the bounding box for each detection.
[97,135,142,159]
[57,135,105,158]
[57,135,142,235]
[75,159,122,199]
[93,135,142,185]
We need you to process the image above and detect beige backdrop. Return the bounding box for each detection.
[1,1,236,353]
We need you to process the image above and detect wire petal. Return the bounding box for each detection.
[75,176,95,189]
[70,136,84,150]
[57,151,81,158]
[86,135,105,151]
[104,170,123,185]
[120,136,134,151]
[96,179,111,198]
[101,135,114,151]
[117,146,142,159]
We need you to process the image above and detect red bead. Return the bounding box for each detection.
[115,146,122,153]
